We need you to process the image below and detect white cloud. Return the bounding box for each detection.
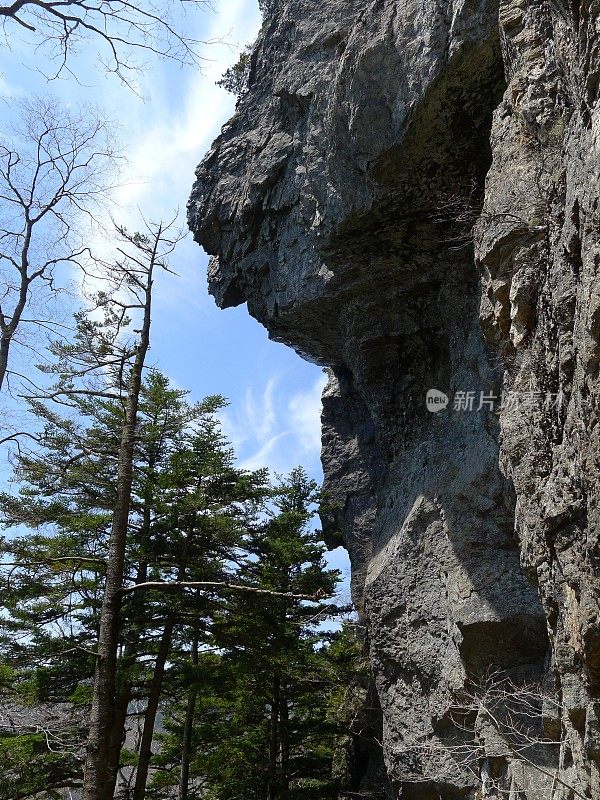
[243,377,277,444]
[0,75,22,98]
[104,0,262,223]
[221,376,278,453]
[239,432,287,472]
[220,372,327,475]
[288,373,328,455]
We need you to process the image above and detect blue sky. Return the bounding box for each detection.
[0,0,350,588]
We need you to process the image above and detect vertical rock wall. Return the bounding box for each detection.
[188,1,600,797]
[477,3,600,796]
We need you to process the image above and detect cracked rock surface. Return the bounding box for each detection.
[189,0,600,796]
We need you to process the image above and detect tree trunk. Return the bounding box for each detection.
[82,485,131,800]
[104,560,150,800]
[280,682,290,798]
[82,238,156,800]
[267,675,281,800]
[179,636,199,800]
[0,222,32,392]
[0,335,10,391]
[105,680,132,799]
[104,460,156,797]
[132,615,175,800]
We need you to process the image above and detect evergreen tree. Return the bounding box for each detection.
[0,371,268,799]
[154,469,345,800]
[0,281,356,800]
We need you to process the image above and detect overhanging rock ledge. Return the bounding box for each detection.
[188,1,600,797]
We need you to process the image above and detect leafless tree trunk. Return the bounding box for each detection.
[397,671,587,800]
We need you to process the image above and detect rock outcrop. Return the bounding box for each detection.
[188,1,600,797]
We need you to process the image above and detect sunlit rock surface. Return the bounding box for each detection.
[189,1,600,796]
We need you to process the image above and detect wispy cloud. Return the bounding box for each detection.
[102,0,261,223]
[239,432,288,472]
[288,374,328,455]
[221,372,327,476]
[221,377,278,454]
[243,377,278,445]
[0,75,22,98]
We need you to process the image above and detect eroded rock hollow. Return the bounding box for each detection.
[188,1,600,796]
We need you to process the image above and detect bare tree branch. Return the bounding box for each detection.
[119,580,331,602]
[0,97,118,392]
[0,0,212,88]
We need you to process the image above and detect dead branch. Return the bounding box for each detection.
[119,579,332,603]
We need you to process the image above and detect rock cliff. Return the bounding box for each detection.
[188,1,600,797]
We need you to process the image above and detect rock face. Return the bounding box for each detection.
[188,1,600,797]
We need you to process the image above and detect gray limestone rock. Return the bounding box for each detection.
[189,0,600,796]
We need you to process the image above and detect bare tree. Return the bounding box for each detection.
[0,0,210,86]
[395,671,585,800]
[0,96,118,393]
[0,699,87,798]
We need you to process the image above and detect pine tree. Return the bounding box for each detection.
[126,391,268,800]
[154,468,345,800]
[0,370,268,799]
[0,264,355,800]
